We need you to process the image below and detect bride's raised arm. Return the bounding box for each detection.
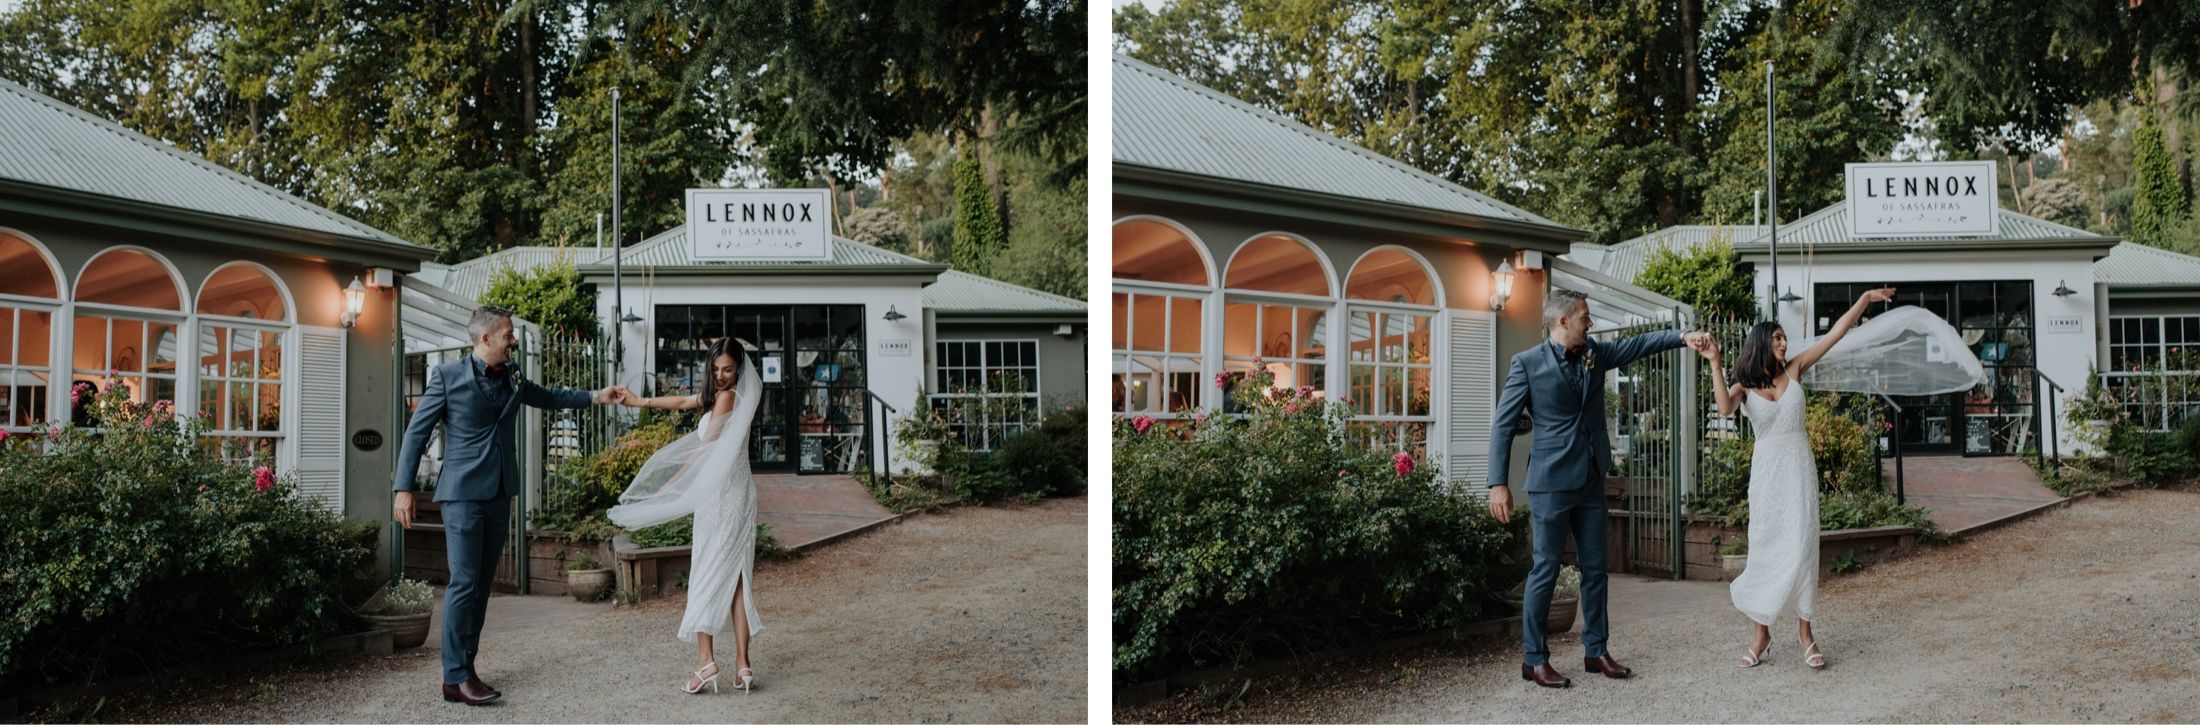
[1692,336,1742,417]
[1788,287,1894,377]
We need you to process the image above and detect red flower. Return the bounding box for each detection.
[1284,402,1298,414]
[1393,451,1415,477]
[253,466,275,492]
[1131,416,1155,434]
[0,430,9,443]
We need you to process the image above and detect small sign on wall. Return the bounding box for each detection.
[761,356,784,383]
[1845,161,2000,238]
[686,188,833,261]
[880,339,913,357]
[2046,316,2082,334]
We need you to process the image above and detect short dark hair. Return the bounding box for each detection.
[468,306,514,339]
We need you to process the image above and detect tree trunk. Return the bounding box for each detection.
[979,102,1007,238]
[521,14,537,138]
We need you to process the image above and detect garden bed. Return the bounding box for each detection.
[400,501,610,596]
[2,628,393,719]
[1605,510,1920,580]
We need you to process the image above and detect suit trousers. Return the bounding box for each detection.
[1521,476,1611,666]
[439,496,511,684]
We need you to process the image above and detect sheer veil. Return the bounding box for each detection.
[1789,305,1987,397]
[606,359,762,530]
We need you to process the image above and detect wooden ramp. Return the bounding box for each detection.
[1891,455,2063,534]
[755,473,902,552]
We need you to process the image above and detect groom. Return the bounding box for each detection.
[1487,288,1706,688]
[393,306,629,705]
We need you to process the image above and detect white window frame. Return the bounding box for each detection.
[1344,299,1440,458]
[1218,290,1333,412]
[196,316,291,466]
[931,338,1042,451]
[0,296,60,433]
[2106,314,2200,431]
[1113,282,1210,418]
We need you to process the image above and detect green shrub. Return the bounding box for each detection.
[536,419,681,540]
[1691,437,1754,526]
[1820,490,1936,534]
[0,383,377,688]
[993,404,1088,498]
[1113,368,1528,682]
[2106,423,2197,488]
[1804,394,1878,494]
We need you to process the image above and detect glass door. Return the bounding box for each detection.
[655,304,868,474]
[1813,281,2035,456]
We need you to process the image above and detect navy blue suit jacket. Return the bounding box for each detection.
[1487,330,1686,494]
[393,357,594,502]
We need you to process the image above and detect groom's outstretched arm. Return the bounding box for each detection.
[394,366,447,494]
[519,379,602,409]
[1598,329,1688,370]
[1487,354,1532,488]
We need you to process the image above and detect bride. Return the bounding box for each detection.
[1693,287,1894,671]
[607,338,764,694]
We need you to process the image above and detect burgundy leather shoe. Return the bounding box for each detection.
[441,678,501,705]
[1520,663,1573,688]
[467,673,502,698]
[1585,654,1632,679]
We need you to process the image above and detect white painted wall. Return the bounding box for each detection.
[592,274,929,473]
[1749,249,2101,455]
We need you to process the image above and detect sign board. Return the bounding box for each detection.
[686,188,833,261]
[351,429,383,452]
[880,339,913,357]
[761,356,784,383]
[1844,161,1999,238]
[2046,316,2083,334]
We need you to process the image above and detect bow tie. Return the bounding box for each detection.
[483,363,510,378]
[1563,346,1587,363]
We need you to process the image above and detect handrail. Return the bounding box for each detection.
[2034,370,2065,472]
[861,389,898,489]
[1875,393,1905,505]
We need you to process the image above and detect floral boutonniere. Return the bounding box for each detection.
[1582,345,1598,373]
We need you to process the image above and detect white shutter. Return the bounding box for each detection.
[289,325,347,513]
[1448,311,1496,500]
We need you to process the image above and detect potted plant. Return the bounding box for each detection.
[1506,565,1582,634]
[1720,534,1748,581]
[2068,364,2123,449]
[361,576,435,650]
[566,549,614,602]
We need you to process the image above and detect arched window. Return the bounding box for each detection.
[72,247,186,420]
[0,230,62,432]
[1344,247,1441,458]
[1112,218,1213,416]
[1222,234,1332,403]
[197,263,293,464]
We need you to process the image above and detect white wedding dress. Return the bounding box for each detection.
[606,362,765,643]
[1729,374,1819,626]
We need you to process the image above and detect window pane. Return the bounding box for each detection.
[1131,296,1168,352]
[1170,297,1203,354]
[1408,368,1431,416]
[230,381,252,431]
[0,308,13,366]
[1112,294,1128,349]
[18,310,47,367]
[258,382,281,432]
[202,381,225,429]
[259,330,283,380]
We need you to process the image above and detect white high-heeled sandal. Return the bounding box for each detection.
[684,661,722,694]
[1801,639,1826,668]
[734,666,756,694]
[1738,640,1771,668]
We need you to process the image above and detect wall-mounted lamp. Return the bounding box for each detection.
[883,305,908,322]
[340,276,366,328]
[620,311,644,324]
[2052,280,2076,297]
[1778,287,1802,303]
[366,267,395,289]
[1489,260,1515,311]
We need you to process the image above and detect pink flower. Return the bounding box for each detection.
[1131,416,1155,434]
[0,430,9,443]
[141,416,154,426]
[196,484,208,493]
[1284,402,1299,414]
[253,466,275,492]
[1297,385,1314,399]
[1192,411,1207,425]
[1214,372,1230,389]
[1393,451,1415,477]
[1337,469,1349,478]
[48,426,61,440]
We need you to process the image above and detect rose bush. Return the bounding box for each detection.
[0,380,377,689]
[1113,368,1527,683]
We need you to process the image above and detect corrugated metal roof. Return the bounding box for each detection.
[428,246,605,300]
[923,270,1085,315]
[584,224,940,269]
[1113,54,1570,231]
[2095,242,2200,287]
[1731,201,2103,249]
[0,77,420,248]
[1574,225,1767,283]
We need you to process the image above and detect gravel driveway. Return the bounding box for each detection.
[1120,487,2200,723]
[58,496,1087,724]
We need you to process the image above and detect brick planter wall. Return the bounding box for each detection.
[399,501,611,596]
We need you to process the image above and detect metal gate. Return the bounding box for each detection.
[1550,259,1696,580]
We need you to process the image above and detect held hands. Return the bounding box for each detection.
[1687,332,1720,361]
[593,385,633,406]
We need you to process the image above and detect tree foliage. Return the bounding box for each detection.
[2132,123,2190,249]
[1634,237,1759,321]
[951,148,1006,276]
[478,254,599,338]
